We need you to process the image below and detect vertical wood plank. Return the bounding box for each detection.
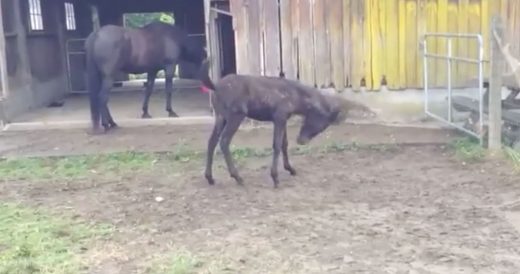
[291,0,300,80]
[436,0,448,86]
[327,0,344,89]
[404,0,418,87]
[481,0,490,77]
[398,0,407,88]
[467,0,481,85]
[298,0,315,85]
[262,0,281,77]
[247,0,261,75]
[343,0,351,87]
[313,0,330,87]
[513,1,520,58]
[230,0,249,75]
[364,0,374,89]
[280,0,295,79]
[385,0,400,89]
[416,0,427,88]
[457,0,469,87]
[426,0,439,87]
[351,0,366,91]
[446,0,458,86]
[368,0,382,90]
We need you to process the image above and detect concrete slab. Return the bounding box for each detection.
[8,84,211,125]
[7,81,514,132]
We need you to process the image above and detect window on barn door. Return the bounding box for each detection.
[64,3,76,30]
[28,0,44,31]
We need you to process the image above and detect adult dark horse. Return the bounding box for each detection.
[85,21,207,134]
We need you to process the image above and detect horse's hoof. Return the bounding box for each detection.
[168,111,179,118]
[141,113,152,119]
[109,122,118,129]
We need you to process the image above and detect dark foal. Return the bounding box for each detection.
[198,61,356,188]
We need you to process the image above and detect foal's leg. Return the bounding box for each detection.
[164,65,178,117]
[282,129,296,176]
[99,77,114,132]
[205,115,226,185]
[141,71,158,118]
[271,119,287,188]
[106,106,118,129]
[220,114,245,185]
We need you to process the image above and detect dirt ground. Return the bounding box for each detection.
[0,122,452,157]
[1,124,520,273]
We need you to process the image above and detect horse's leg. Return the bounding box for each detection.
[205,114,226,185]
[142,71,158,118]
[271,119,287,188]
[282,128,296,176]
[99,77,114,132]
[219,114,245,185]
[164,65,178,117]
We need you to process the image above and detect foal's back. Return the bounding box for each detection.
[212,74,323,120]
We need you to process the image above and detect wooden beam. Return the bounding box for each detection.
[0,0,9,98]
[489,16,504,151]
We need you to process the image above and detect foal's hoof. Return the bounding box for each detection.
[141,113,152,119]
[286,167,297,176]
[205,174,216,185]
[89,127,105,135]
[233,176,244,186]
[168,111,179,118]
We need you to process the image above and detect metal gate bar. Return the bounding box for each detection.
[422,33,485,145]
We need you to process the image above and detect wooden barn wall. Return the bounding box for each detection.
[229,0,520,91]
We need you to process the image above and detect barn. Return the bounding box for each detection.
[0,0,519,128]
[0,0,235,128]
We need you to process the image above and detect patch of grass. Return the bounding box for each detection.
[450,137,486,162]
[504,146,520,170]
[0,203,112,274]
[0,142,399,181]
[147,251,201,274]
[0,151,156,181]
[230,146,271,159]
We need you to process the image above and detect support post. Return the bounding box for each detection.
[489,16,504,151]
[0,0,9,98]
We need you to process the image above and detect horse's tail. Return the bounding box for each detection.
[85,32,102,129]
[197,59,216,91]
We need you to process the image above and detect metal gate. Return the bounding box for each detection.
[65,38,87,93]
[421,33,486,145]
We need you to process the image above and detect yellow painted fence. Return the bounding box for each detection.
[230,0,520,91]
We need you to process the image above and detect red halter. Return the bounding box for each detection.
[199,85,211,94]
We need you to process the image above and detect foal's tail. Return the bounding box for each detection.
[85,33,102,129]
[197,59,216,91]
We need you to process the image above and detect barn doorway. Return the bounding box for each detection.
[3,0,213,129]
[215,12,236,77]
[122,12,176,82]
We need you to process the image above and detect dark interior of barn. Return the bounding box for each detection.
[0,0,236,126]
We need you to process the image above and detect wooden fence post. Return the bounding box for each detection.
[0,0,9,99]
[488,16,504,151]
